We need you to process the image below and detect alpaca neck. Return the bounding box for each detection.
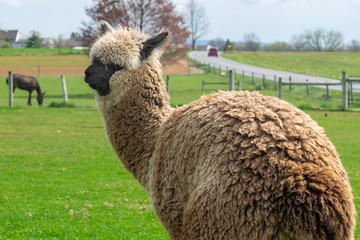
[99,65,171,188]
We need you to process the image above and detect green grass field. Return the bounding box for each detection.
[0,107,169,239]
[0,72,348,110]
[223,51,360,79]
[0,52,359,238]
[0,48,86,56]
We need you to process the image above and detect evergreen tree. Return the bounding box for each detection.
[26,32,43,48]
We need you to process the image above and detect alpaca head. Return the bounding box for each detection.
[84,21,171,96]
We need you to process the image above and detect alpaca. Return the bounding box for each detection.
[6,74,45,106]
[84,21,356,240]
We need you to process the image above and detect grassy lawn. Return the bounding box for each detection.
[0,106,359,239]
[0,48,86,56]
[168,71,348,110]
[0,59,359,238]
[223,51,360,79]
[0,76,94,108]
[0,55,89,77]
[0,55,89,68]
[0,107,168,239]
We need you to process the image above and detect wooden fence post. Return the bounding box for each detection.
[242,70,245,82]
[8,71,13,107]
[166,75,170,94]
[306,79,309,96]
[262,75,265,89]
[251,72,254,85]
[202,80,205,95]
[229,70,234,91]
[274,75,277,90]
[61,74,68,102]
[38,65,40,77]
[289,76,292,91]
[342,71,348,111]
[349,81,353,104]
[326,84,329,100]
[278,77,282,99]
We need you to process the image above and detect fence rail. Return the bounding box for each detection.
[165,68,358,110]
[277,77,343,102]
[347,77,360,107]
[187,56,360,110]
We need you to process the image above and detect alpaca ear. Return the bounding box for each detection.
[140,31,171,61]
[97,21,114,36]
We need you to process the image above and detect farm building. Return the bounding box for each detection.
[0,30,28,48]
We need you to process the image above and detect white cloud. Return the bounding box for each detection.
[259,0,281,5]
[0,0,22,6]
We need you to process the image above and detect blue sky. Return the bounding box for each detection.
[0,0,359,43]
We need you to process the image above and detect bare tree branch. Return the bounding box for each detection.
[185,0,209,50]
[294,28,344,52]
[243,33,260,51]
[81,0,189,47]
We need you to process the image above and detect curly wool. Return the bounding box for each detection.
[150,91,355,239]
[89,24,356,240]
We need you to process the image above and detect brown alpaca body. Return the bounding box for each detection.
[151,91,355,239]
[85,22,356,240]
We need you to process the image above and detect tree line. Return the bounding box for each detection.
[1,0,359,52]
[80,0,209,49]
[209,28,360,52]
[1,0,207,51]
[81,0,360,52]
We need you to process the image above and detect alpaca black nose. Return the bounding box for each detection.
[85,65,95,77]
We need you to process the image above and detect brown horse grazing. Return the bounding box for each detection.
[6,74,45,106]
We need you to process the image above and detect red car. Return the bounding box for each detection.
[208,47,219,57]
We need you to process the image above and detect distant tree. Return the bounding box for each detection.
[303,28,323,51]
[0,30,7,48]
[70,32,83,41]
[65,38,76,52]
[232,43,246,51]
[81,0,189,47]
[185,0,209,50]
[66,32,83,52]
[26,31,43,48]
[347,40,360,52]
[1,40,11,48]
[208,38,225,49]
[0,24,9,48]
[263,41,293,52]
[323,30,344,51]
[293,28,344,52]
[243,33,260,51]
[291,34,308,51]
[57,35,64,53]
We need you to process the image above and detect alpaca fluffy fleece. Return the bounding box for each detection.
[150,91,356,239]
[88,24,356,240]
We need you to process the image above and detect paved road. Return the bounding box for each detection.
[188,51,358,91]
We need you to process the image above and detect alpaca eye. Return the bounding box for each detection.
[108,63,123,73]
[92,58,101,65]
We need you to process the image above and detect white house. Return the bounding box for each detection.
[0,30,29,48]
